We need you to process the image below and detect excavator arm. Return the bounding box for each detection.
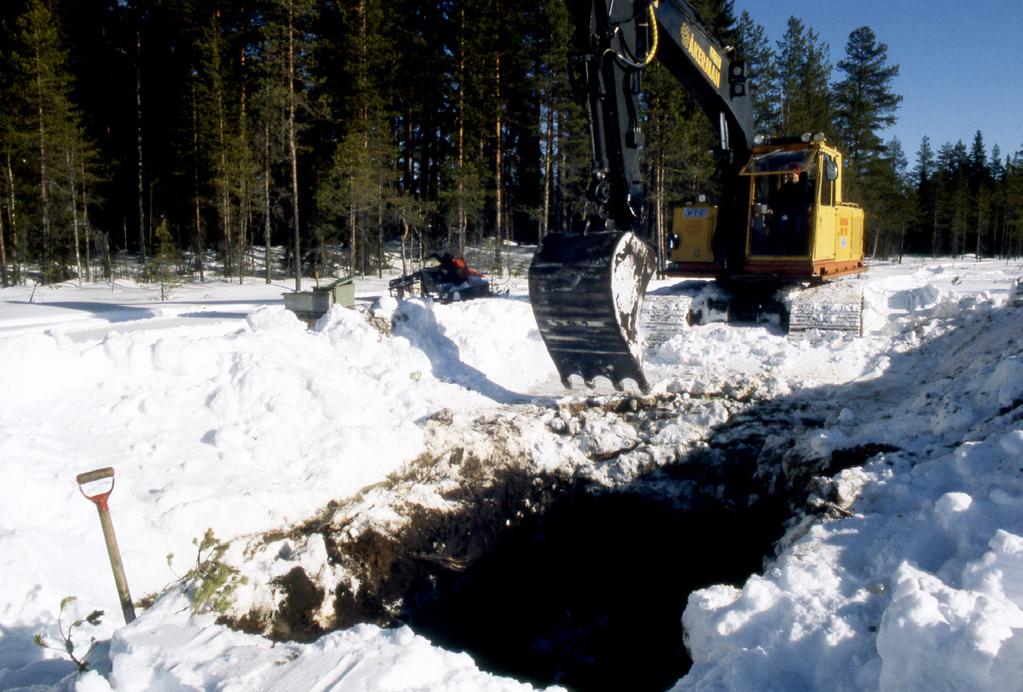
[529,0,754,391]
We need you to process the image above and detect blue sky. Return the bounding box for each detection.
[732,0,1023,163]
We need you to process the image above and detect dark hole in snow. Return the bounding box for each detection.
[249,394,872,690]
[399,485,784,691]
[271,566,325,642]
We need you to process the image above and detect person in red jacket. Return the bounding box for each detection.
[431,252,480,283]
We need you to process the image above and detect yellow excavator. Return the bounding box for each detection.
[528,0,864,392]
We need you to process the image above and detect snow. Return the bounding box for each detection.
[74,590,540,692]
[1,256,1022,690]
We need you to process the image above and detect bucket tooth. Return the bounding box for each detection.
[529,232,656,392]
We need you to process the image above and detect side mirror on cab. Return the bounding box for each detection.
[824,156,839,182]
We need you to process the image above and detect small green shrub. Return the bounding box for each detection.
[169,529,248,615]
[34,596,104,673]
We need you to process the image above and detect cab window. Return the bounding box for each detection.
[819,155,836,206]
[741,148,813,175]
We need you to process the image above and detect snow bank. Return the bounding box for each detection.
[679,273,1023,691]
[85,591,545,691]
[0,280,555,689]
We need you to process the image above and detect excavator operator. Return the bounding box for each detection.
[770,163,813,254]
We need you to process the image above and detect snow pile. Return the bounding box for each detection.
[679,277,1023,691]
[2,259,1023,691]
[390,296,555,396]
[0,279,556,690]
[84,591,544,692]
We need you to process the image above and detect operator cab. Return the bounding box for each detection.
[667,135,863,282]
[743,146,816,257]
[739,136,863,280]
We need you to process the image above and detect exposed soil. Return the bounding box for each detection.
[231,391,897,690]
[270,567,326,641]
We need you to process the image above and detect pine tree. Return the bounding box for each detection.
[12,0,97,284]
[132,1,147,264]
[0,20,17,287]
[775,17,832,137]
[736,11,779,136]
[152,216,181,300]
[967,131,992,258]
[933,140,970,257]
[284,0,308,290]
[193,5,235,279]
[910,136,936,254]
[1005,147,1023,258]
[988,144,1009,259]
[833,26,901,199]
[862,137,911,259]
[252,0,317,289]
[315,0,393,277]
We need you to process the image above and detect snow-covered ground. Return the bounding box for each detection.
[1,256,1021,691]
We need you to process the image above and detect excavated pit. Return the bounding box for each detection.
[399,479,786,691]
[239,393,897,690]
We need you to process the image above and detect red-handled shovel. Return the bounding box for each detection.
[76,467,136,624]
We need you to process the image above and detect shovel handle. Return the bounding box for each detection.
[75,466,136,624]
[77,467,115,511]
[77,467,115,485]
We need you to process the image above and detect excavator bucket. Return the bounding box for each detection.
[529,231,656,392]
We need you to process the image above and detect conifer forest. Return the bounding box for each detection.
[1,0,1021,288]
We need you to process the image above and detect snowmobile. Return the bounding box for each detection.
[389,254,492,304]
[528,0,865,392]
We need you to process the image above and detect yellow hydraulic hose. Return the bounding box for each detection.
[606,2,659,69]
[641,2,658,66]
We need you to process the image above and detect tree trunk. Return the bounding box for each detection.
[5,155,18,284]
[400,219,409,276]
[67,149,83,285]
[34,39,52,284]
[0,187,7,288]
[898,220,905,263]
[192,81,205,282]
[541,75,554,243]
[377,182,384,278]
[238,3,250,284]
[493,33,503,270]
[975,204,983,260]
[348,174,357,275]
[148,179,154,251]
[211,8,232,278]
[654,151,665,277]
[79,141,92,282]
[239,173,249,283]
[456,6,466,254]
[264,123,272,284]
[136,29,146,262]
[557,117,567,232]
[287,0,301,291]
[101,231,112,280]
